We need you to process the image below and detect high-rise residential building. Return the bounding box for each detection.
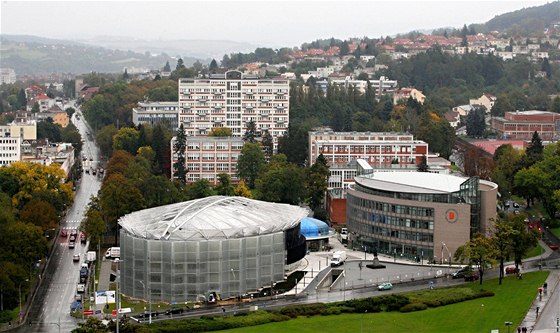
[308,131,429,189]
[0,68,16,84]
[170,136,244,184]
[178,70,289,149]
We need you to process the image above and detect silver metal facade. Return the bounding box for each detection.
[120,230,286,302]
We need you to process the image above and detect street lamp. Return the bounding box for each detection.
[361,310,368,333]
[138,280,152,324]
[18,279,29,323]
[505,321,512,333]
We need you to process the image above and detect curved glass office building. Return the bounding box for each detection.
[119,196,308,303]
[346,172,497,263]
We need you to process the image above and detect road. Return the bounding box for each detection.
[16,101,103,333]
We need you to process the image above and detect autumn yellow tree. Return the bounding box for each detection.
[4,161,73,210]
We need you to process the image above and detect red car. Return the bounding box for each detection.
[505,266,519,275]
[60,230,68,237]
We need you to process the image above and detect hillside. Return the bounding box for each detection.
[480,1,560,35]
[0,35,199,75]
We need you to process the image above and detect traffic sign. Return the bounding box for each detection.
[83,310,94,316]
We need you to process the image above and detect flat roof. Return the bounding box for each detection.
[355,171,469,194]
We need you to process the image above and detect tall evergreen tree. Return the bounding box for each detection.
[163,61,171,72]
[172,124,187,184]
[523,131,544,167]
[176,58,185,71]
[417,154,429,172]
[262,129,274,161]
[209,59,218,72]
[17,88,27,110]
[152,125,167,175]
[242,120,258,143]
[123,68,129,80]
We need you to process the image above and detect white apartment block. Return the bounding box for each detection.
[327,76,398,97]
[308,131,429,189]
[178,70,289,150]
[0,126,22,166]
[132,101,179,132]
[170,136,244,184]
[0,68,16,85]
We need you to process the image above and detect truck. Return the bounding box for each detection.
[338,228,348,245]
[105,247,120,259]
[86,251,96,264]
[331,251,347,267]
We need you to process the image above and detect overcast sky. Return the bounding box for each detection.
[0,0,552,47]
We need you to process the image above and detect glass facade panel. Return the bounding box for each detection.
[120,230,293,302]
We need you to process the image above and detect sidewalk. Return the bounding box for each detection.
[520,239,559,333]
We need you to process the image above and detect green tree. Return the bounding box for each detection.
[163,61,171,72]
[37,118,62,142]
[139,175,182,207]
[152,124,170,176]
[65,107,76,119]
[256,159,306,205]
[417,154,429,172]
[237,143,265,189]
[186,179,215,199]
[82,198,106,249]
[173,124,187,184]
[99,173,145,245]
[96,124,118,159]
[261,129,274,161]
[31,102,40,113]
[522,131,544,167]
[549,96,560,113]
[306,154,329,211]
[242,120,258,143]
[454,233,496,285]
[176,58,185,70]
[209,59,218,72]
[511,214,538,272]
[466,107,486,137]
[215,173,235,196]
[17,89,27,110]
[491,221,517,285]
[112,127,140,155]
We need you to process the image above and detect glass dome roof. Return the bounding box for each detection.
[118,196,309,241]
[300,217,330,239]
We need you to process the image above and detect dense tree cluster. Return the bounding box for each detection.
[0,162,73,313]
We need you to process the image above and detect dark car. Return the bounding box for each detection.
[69,234,76,242]
[70,229,78,236]
[138,311,159,318]
[61,230,68,237]
[165,308,185,315]
[452,266,474,279]
[513,202,520,208]
[504,202,510,208]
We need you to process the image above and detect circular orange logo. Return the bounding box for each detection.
[446,209,458,223]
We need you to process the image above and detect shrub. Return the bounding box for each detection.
[400,302,428,312]
[279,303,327,318]
[423,299,442,307]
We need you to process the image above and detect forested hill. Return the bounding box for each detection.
[478,1,560,35]
[0,35,200,75]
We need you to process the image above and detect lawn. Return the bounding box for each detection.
[218,271,548,333]
[524,244,545,259]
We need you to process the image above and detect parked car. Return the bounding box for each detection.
[61,230,68,237]
[69,235,76,242]
[165,307,185,315]
[138,311,159,318]
[504,202,510,208]
[377,282,393,291]
[69,241,75,249]
[70,229,78,236]
[452,266,475,279]
[505,266,519,275]
[464,272,479,282]
[513,202,520,208]
[73,254,80,262]
[513,209,520,215]
[80,232,87,244]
